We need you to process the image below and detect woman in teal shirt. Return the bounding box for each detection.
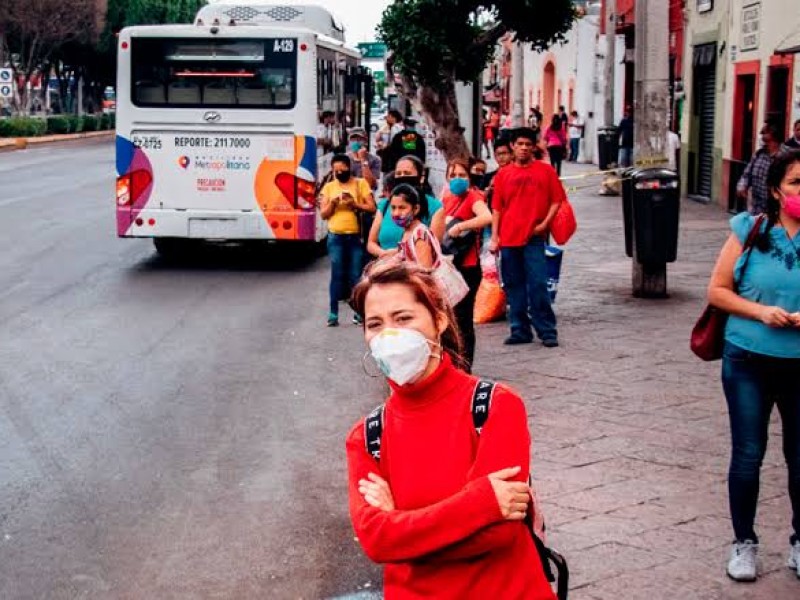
[707,149,800,582]
[366,155,444,260]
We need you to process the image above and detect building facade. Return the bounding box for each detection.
[683,0,800,209]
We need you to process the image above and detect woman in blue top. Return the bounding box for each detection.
[366,155,444,260]
[708,149,800,582]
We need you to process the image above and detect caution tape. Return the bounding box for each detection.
[634,156,670,166]
[562,173,636,193]
[558,168,622,181]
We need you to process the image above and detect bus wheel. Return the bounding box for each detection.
[153,237,185,258]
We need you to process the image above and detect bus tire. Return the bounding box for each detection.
[153,237,185,258]
[315,237,328,257]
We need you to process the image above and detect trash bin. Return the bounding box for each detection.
[620,167,640,258]
[597,126,619,171]
[628,168,680,264]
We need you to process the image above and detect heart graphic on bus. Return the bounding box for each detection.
[178,156,190,169]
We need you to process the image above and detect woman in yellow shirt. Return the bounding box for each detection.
[320,154,376,326]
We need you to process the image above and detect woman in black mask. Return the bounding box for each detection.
[366,155,445,260]
[319,154,376,327]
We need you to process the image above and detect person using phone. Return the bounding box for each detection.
[320,154,375,327]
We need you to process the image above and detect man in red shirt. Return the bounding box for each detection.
[489,128,564,346]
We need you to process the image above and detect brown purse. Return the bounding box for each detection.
[690,215,765,361]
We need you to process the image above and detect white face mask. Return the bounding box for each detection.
[369,328,438,386]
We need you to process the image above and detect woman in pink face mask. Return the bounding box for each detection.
[707,149,800,582]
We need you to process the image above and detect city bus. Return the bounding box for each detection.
[115,3,372,255]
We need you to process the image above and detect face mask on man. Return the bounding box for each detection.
[369,328,439,386]
[469,174,485,189]
[349,141,363,153]
[335,171,351,183]
[781,190,800,220]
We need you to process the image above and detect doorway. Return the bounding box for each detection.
[733,74,757,161]
[689,43,716,201]
[543,62,555,119]
[765,65,789,138]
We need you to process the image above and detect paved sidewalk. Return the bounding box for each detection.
[473,162,797,599]
[0,129,114,152]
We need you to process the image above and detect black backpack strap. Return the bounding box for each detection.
[470,380,569,598]
[364,404,385,461]
[471,379,495,434]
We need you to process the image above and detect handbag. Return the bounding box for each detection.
[690,215,765,361]
[405,224,469,307]
[550,198,577,245]
[441,217,477,265]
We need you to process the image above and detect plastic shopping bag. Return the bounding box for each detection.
[546,245,563,302]
[474,277,507,324]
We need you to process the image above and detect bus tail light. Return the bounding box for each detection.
[117,170,153,207]
[296,178,316,210]
[116,176,131,206]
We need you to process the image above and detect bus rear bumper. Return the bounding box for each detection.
[118,208,324,242]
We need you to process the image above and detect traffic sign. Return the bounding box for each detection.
[357,42,387,59]
[0,68,12,99]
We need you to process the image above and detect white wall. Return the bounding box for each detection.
[521,12,624,164]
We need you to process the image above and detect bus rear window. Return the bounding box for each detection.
[131,38,297,109]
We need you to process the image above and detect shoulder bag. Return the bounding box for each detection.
[690,215,765,361]
[405,224,469,307]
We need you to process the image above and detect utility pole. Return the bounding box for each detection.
[511,41,525,127]
[604,0,616,127]
[631,0,670,297]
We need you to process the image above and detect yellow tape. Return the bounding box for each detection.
[558,168,621,181]
[562,175,635,193]
[634,156,669,166]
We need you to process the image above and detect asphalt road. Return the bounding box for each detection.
[0,140,384,599]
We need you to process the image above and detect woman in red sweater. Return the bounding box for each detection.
[346,261,555,599]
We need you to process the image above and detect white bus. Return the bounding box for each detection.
[115,3,372,255]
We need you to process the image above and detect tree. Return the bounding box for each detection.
[1,0,96,113]
[95,0,207,87]
[378,0,576,159]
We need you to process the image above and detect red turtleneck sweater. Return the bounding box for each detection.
[346,356,555,599]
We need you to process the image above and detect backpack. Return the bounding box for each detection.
[364,380,569,600]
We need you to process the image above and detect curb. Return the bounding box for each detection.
[0,129,115,152]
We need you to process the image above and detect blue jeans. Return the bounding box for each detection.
[618,147,633,168]
[327,233,364,315]
[500,237,557,342]
[569,138,580,162]
[722,342,800,544]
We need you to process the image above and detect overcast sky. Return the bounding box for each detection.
[212,0,392,44]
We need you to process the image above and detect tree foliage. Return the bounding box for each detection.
[380,0,576,88]
[0,0,205,113]
[378,0,577,158]
[1,0,96,78]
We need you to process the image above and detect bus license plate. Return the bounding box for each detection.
[188,218,240,239]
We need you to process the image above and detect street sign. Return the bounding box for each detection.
[357,42,387,59]
[0,68,12,99]
[0,69,14,99]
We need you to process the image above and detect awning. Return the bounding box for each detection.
[776,29,800,54]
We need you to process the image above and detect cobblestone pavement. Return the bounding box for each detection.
[472,162,797,599]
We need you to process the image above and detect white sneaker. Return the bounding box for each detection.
[788,540,800,578]
[727,540,758,582]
